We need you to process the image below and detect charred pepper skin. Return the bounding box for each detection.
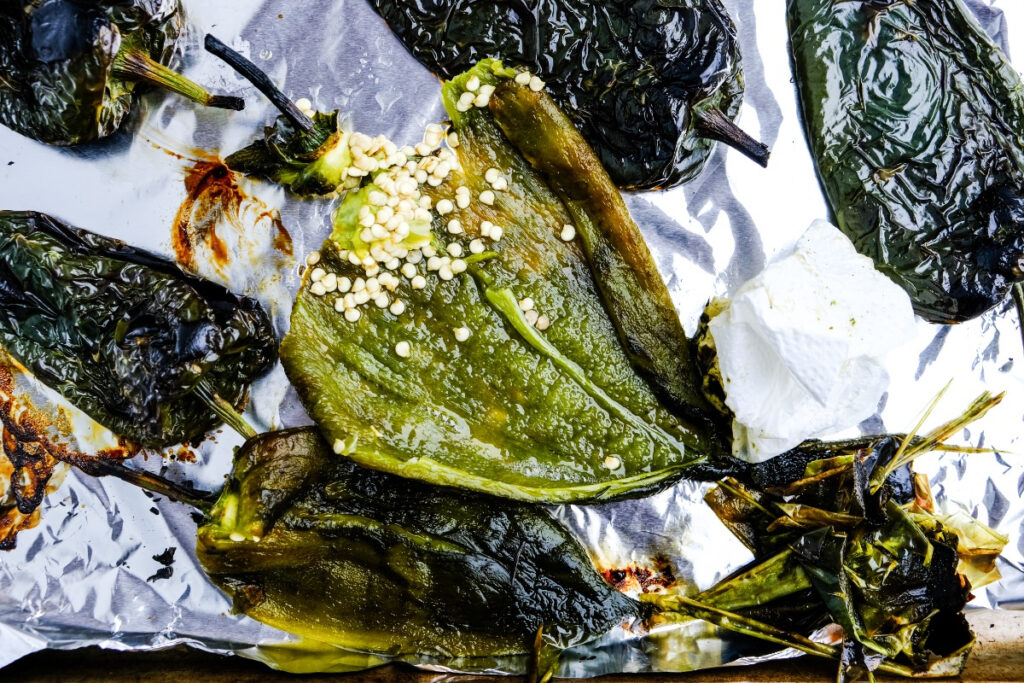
[368,0,767,190]
[0,211,277,448]
[197,428,644,662]
[0,0,241,146]
[788,0,1024,323]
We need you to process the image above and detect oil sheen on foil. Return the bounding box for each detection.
[0,0,1022,676]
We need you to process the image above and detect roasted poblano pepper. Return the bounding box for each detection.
[0,211,277,447]
[689,394,1006,681]
[91,410,997,675]
[788,0,1024,323]
[280,61,728,503]
[366,0,768,190]
[196,428,643,671]
[0,0,242,146]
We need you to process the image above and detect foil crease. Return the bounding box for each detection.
[0,0,1022,675]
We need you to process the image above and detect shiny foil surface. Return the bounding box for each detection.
[1,0,1023,676]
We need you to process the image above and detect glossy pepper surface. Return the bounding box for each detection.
[789,0,1024,323]
[696,400,1006,681]
[0,211,277,447]
[280,61,727,504]
[0,0,241,146]
[196,427,644,668]
[196,420,1001,676]
[367,0,768,190]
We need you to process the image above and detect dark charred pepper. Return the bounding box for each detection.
[196,427,644,673]
[76,413,1000,676]
[677,394,1006,682]
[0,211,277,448]
[0,0,242,146]
[788,0,1024,324]
[362,0,770,190]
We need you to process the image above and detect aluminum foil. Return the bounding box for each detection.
[1,0,1023,675]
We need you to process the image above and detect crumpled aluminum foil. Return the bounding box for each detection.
[1,0,1022,675]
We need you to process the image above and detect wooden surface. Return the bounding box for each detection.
[5,609,1024,682]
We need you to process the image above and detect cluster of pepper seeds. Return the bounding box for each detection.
[304,70,575,359]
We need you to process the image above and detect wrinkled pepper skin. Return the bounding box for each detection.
[197,428,643,661]
[368,0,751,190]
[0,211,277,447]
[281,62,726,504]
[0,0,238,146]
[699,436,985,679]
[789,0,1024,322]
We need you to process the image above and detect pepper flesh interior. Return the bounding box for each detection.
[281,61,724,503]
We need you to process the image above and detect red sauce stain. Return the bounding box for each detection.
[0,362,138,550]
[601,555,678,594]
[172,161,293,274]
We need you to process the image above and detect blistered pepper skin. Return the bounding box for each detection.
[367,0,751,190]
[197,428,643,661]
[789,0,1024,323]
[0,211,277,447]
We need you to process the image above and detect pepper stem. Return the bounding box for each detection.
[204,34,314,132]
[643,594,919,678]
[1013,283,1024,358]
[77,458,216,513]
[112,47,244,111]
[693,107,770,168]
[194,379,258,440]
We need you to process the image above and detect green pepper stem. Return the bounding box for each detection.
[79,458,216,513]
[112,47,244,111]
[1013,283,1024,357]
[194,379,258,440]
[694,107,769,168]
[204,34,314,132]
[644,594,920,678]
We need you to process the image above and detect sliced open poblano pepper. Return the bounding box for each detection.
[0,0,242,146]
[788,0,1024,325]
[366,0,769,190]
[280,60,729,503]
[0,211,277,448]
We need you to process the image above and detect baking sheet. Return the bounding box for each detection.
[1,0,1023,675]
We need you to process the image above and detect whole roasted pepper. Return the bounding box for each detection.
[365,0,769,190]
[280,61,729,504]
[196,428,642,673]
[788,0,1024,324]
[0,211,277,447]
[0,0,242,146]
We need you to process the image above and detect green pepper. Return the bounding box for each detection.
[365,0,769,190]
[0,211,277,448]
[696,428,999,679]
[280,61,728,504]
[75,413,995,676]
[0,0,242,146]
[196,427,643,672]
[788,0,1024,324]
[691,393,1006,682]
